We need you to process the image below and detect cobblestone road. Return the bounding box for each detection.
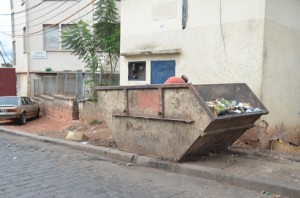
[0,133,262,198]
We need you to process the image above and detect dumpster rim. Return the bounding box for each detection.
[95,84,190,91]
[188,83,269,121]
[95,83,269,121]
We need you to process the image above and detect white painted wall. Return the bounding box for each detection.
[120,0,300,145]
[12,0,94,96]
[261,0,300,144]
[13,0,121,96]
[120,0,265,96]
[17,74,28,96]
[12,0,27,73]
[25,0,94,72]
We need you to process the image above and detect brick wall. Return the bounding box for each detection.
[35,95,79,121]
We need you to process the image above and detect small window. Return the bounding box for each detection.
[128,62,146,81]
[43,24,59,50]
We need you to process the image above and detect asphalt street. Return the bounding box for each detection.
[0,133,264,198]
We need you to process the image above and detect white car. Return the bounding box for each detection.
[0,96,40,125]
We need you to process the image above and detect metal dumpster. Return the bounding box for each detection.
[96,83,268,162]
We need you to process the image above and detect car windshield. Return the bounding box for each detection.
[0,97,19,105]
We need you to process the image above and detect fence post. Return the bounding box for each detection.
[64,72,67,96]
[76,70,83,99]
[48,77,50,96]
[56,73,58,95]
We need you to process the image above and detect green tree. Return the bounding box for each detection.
[94,0,120,83]
[1,62,12,67]
[62,0,120,100]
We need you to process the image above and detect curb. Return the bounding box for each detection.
[228,147,300,163]
[1,127,299,197]
[133,155,300,197]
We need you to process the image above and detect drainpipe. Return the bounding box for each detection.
[182,0,188,29]
[25,1,31,96]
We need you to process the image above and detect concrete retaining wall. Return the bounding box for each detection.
[36,95,79,121]
[78,100,104,123]
[33,96,103,123]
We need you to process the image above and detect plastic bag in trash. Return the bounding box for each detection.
[206,98,262,116]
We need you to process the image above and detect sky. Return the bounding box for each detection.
[0,0,12,65]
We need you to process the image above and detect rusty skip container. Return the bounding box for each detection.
[96,83,268,162]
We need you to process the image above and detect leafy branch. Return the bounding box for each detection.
[62,0,120,101]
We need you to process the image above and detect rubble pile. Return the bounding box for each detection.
[206,98,262,116]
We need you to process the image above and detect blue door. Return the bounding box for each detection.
[151,60,175,84]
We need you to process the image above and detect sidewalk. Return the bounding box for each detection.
[0,126,299,197]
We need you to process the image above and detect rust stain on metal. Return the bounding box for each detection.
[137,90,160,112]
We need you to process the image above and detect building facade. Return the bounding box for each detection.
[120,0,300,146]
[11,0,120,98]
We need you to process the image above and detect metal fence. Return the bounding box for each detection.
[57,72,77,96]
[43,76,57,96]
[33,71,119,99]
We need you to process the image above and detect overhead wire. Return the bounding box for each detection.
[13,0,65,21]
[25,6,95,37]
[0,31,11,37]
[0,50,7,65]
[58,7,95,45]
[0,31,12,37]
[0,0,79,26]
[26,0,83,29]
[10,0,82,29]
[0,0,95,38]
[0,0,65,27]
[0,41,11,62]
[18,0,95,37]
[0,1,44,16]
[30,6,96,40]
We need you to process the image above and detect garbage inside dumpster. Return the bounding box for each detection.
[205,98,262,116]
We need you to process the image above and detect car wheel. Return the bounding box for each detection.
[19,113,26,125]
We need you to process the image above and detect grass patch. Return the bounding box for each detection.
[89,119,103,125]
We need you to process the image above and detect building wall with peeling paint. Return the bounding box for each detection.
[120,0,265,96]
[261,0,300,145]
[120,0,300,145]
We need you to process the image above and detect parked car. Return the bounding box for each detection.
[0,96,40,125]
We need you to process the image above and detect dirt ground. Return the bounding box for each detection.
[0,115,255,150]
[0,115,116,148]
